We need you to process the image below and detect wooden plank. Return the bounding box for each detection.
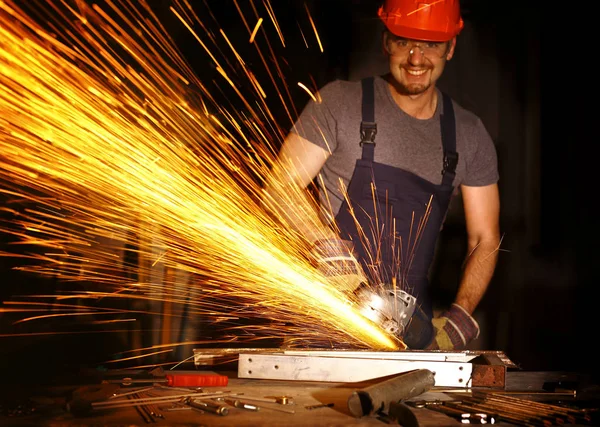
[237,353,473,387]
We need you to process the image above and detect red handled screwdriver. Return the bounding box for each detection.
[106,372,229,387]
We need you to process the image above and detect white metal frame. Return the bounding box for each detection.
[236,351,475,387]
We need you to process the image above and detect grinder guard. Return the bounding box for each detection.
[354,284,434,349]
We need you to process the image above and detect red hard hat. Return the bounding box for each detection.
[378,0,464,42]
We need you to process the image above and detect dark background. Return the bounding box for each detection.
[2,0,593,382]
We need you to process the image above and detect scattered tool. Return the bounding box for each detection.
[131,391,161,424]
[409,392,597,426]
[109,386,155,399]
[67,390,234,416]
[237,395,294,405]
[129,394,153,424]
[186,398,229,416]
[347,368,435,418]
[105,372,228,387]
[230,399,260,411]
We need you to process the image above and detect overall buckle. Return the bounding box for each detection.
[360,122,377,146]
[442,152,458,175]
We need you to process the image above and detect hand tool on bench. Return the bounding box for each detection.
[104,372,228,387]
[186,398,229,416]
[66,388,234,415]
[347,368,435,418]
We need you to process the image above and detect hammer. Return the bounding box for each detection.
[347,369,435,418]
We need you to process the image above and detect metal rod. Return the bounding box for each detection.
[229,394,278,404]
[109,386,156,400]
[257,404,296,414]
[472,395,574,423]
[480,392,591,417]
[92,391,233,407]
[128,394,153,424]
[134,392,157,424]
[445,401,549,426]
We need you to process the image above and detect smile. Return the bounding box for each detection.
[406,69,427,76]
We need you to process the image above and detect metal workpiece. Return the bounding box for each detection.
[354,284,416,338]
[238,351,474,386]
[347,368,435,418]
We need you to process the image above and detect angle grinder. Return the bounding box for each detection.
[353,283,434,349]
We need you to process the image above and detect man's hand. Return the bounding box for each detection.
[426,303,480,350]
[312,238,367,293]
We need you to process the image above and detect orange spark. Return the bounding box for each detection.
[249,17,263,43]
[297,82,317,102]
[0,0,401,355]
[304,3,323,53]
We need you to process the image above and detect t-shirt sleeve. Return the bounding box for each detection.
[290,81,341,153]
[463,118,500,186]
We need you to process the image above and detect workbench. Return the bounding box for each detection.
[2,373,598,426]
[2,350,599,426]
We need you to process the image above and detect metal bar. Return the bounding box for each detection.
[93,391,234,408]
[128,394,153,424]
[238,353,473,387]
[193,348,508,366]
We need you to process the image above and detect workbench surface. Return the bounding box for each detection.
[1,376,456,426]
[3,371,598,427]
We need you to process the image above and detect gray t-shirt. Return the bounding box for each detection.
[291,76,499,220]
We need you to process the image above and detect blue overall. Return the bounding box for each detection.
[333,77,458,348]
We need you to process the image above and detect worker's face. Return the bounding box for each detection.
[383,31,456,95]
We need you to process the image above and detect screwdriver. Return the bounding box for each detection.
[105,373,229,387]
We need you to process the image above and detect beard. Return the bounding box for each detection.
[383,71,434,96]
[385,67,433,96]
[395,78,431,95]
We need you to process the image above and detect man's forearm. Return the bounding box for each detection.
[261,165,335,244]
[454,238,500,314]
[261,133,336,244]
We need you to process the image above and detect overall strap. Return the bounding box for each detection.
[440,92,458,187]
[360,77,377,161]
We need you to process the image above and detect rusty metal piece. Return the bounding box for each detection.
[472,363,506,388]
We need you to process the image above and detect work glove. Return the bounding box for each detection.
[426,303,480,350]
[311,238,368,293]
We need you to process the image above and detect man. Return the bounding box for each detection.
[265,0,500,350]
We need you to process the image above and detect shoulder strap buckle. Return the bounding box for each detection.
[442,151,458,175]
[360,122,377,146]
